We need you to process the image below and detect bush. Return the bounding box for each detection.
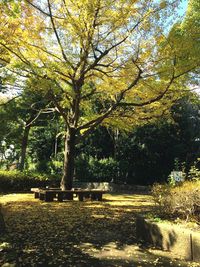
[75,155,119,182]
[188,162,200,180]
[152,180,200,222]
[0,170,60,192]
[88,157,119,182]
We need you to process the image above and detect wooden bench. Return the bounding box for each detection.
[31,188,60,199]
[31,188,107,202]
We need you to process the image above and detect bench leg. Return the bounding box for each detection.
[34,192,39,199]
[91,193,103,201]
[97,193,102,201]
[58,192,73,201]
[91,193,97,201]
[57,192,63,202]
[78,193,84,201]
[45,192,54,202]
[39,193,45,200]
[65,192,73,200]
[84,193,90,199]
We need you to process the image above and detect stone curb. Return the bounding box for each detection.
[136,216,200,262]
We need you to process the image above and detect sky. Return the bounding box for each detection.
[179,0,188,16]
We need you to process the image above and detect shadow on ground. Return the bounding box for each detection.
[0,193,199,267]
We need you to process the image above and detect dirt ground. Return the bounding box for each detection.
[0,193,199,267]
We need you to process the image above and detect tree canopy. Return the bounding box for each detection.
[0,0,199,189]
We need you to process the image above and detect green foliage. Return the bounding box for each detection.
[76,156,119,182]
[73,94,200,185]
[49,159,63,174]
[152,180,200,222]
[167,174,176,187]
[89,157,119,182]
[1,0,199,189]
[115,123,178,184]
[28,126,57,173]
[1,93,199,185]
[0,170,59,192]
[188,160,200,181]
[0,89,56,171]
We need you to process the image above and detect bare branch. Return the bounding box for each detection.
[22,41,64,62]
[49,90,70,129]
[174,66,199,79]
[0,43,50,79]
[0,42,29,66]
[0,94,22,106]
[83,36,129,75]
[54,70,72,86]
[83,2,168,77]
[26,110,42,127]
[47,0,74,69]
[77,69,142,132]
[5,67,30,79]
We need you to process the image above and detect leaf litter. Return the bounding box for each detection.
[0,193,199,267]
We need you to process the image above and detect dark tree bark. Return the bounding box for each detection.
[19,123,31,171]
[60,128,76,190]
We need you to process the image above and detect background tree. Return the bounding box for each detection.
[28,118,62,173]
[0,0,199,189]
[0,97,20,168]
[0,87,56,170]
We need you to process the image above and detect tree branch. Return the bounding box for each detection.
[25,0,65,19]
[47,0,74,69]
[0,94,22,106]
[77,69,142,133]
[49,90,70,129]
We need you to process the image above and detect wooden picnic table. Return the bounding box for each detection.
[31,188,108,202]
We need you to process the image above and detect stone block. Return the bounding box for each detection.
[192,232,200,262]
[136,216,200,262]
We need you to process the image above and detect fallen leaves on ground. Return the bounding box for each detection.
[0,193,199,267]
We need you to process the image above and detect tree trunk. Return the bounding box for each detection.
[19,124,31,171]
[61,128,76,190]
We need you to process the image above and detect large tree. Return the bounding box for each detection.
[0,0,199,189]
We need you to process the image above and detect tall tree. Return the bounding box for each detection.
[0,0,199,189]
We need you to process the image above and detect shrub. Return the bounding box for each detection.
[188,162,200,180]
[152,180,200,222]
[151,183,172,213]
[88,157,119,182]
[0,170,60,192]
[75,155,119,182]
